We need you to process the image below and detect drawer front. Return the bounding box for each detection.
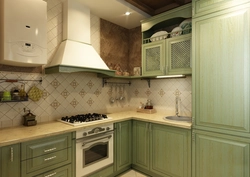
[22,148,71,174]
[35,164,72,177]
[22,133,72,160]
[193,0,249,18]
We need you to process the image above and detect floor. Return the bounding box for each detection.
[118,170,148,177]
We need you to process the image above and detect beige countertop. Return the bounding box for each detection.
[0,111,192,147]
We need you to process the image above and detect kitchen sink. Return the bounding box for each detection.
[164,116,191,122]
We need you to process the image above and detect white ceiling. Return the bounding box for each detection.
[78,0,151,29]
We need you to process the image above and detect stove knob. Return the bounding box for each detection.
[83,132,87,136]
[106,127,110,131]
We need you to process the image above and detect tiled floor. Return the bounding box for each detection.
[118,170,148,177]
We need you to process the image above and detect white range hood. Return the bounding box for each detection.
[44,0,114,76]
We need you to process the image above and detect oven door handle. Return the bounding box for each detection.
[81,135,112,147]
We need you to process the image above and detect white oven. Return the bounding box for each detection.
[76,124,114,177]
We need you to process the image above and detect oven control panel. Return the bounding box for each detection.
[76,124,114,138]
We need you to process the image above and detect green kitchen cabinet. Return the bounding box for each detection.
[21,132,75,177]
[192,0,249,18]
[141,4,192,77]
[114,120,132,174]
[192,2,250,136]
[0,143,21,177]
[192,130,250,177]
[132,120,191,177]
[142,34,192,76]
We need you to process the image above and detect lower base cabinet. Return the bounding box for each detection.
[132,120,191,177]
[0,143,21,177]
[192,130,250,177]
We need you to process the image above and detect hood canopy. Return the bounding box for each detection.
[44,0,114,76]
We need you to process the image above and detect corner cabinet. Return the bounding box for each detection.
[0,143,21,177]
[132,120,191,177]
[141,4,192,77]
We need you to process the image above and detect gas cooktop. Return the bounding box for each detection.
[58,113,112,126]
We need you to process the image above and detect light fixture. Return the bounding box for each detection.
[125,11,131,16]
[155,75,186,78]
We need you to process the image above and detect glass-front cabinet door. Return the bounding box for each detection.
[142,40,166,76]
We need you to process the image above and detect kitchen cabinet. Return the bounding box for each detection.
[192,1,250,136]
[0,143,21,177]
[114,120,132,174]
[21,132,75,177]
[192,0,249,18]
[192,0,250,177]
[192,130,250,177]
[141,4,192,77]
[132,120,191,177]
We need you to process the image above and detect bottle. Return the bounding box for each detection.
[19,84,27,100]
[145,99,153,109]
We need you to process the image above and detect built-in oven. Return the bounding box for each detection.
[76,124,114,177]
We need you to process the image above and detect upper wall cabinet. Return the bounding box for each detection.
[141,4,192,77]
[192,0,250,18]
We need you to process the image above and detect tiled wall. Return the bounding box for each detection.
[0,0,191,128]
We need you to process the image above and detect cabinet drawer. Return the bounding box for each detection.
[21,133,72,160]
[22,148,71,174]
[192,0,249,18]
[34,164,72,177]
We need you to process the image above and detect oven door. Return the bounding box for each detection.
[76,131,114,177]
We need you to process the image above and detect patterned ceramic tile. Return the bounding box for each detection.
[87,80,94,89]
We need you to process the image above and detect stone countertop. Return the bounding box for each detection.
[0,111,192,147]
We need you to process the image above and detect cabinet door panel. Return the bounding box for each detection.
[132,121,149,170]
[1,144,20,177]
[150,124,191,177]
[167,34,192,75]
[142,41,165,76]
[192,0,249,18]
[193,130,250,177]
[193,5,250,133]
[115,121,132,171]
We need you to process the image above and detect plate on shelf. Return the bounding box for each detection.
[170,27,182,38]
[179,18,192,34]
[150,31,168,42]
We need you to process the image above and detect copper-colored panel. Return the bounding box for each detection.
[125,0,191,15]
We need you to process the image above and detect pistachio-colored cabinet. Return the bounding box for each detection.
[192,130,250,177]
[21,132,75,177]
[132,120,191,177]
[114,120,132,174]
[0,143,21,177]
[142,34,192,76]
[192,3,250,136]
[192,0,249,18]
[141,4,192,77]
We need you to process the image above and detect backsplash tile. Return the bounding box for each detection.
[0,0,192,128]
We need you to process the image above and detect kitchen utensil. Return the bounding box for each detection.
[119,85,125,101]
[109,85,115,103]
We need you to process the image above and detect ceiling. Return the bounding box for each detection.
[79,0,191,29]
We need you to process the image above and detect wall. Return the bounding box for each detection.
[0,0,191,128]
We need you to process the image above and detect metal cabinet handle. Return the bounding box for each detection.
[44,147,57,153]
[44,156,57,161]
[44,172,57,177]
[10,147,14,162]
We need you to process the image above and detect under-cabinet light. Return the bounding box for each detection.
[155,75,185,78]
[125,11,131,16]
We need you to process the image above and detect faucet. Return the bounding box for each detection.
[175,96,179,117]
